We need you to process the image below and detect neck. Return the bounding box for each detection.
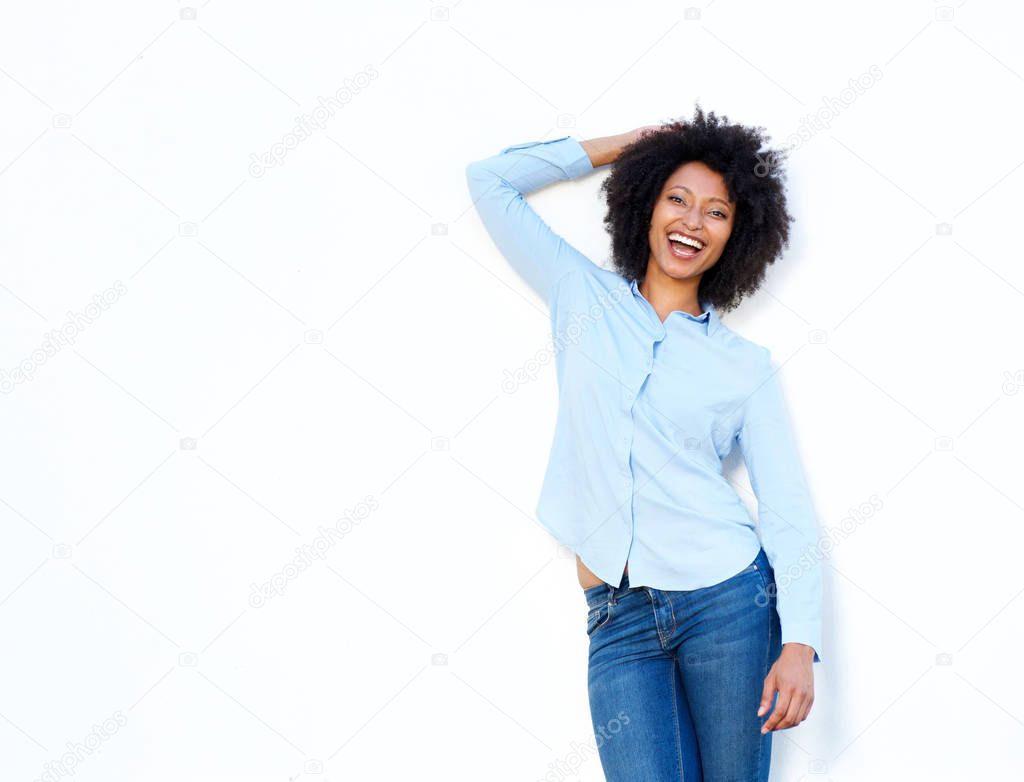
[639,265,704,319]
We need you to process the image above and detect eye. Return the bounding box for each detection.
[712,209,728,219]
[669,195,684,204]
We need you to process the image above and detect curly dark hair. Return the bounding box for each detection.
[599,104,794,314]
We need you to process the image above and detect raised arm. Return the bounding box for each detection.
[464,129,657,306]
[736,349,824,664]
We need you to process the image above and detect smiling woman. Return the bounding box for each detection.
[646,159,737,316]
[465,103,819,782]
[599,105,794,316]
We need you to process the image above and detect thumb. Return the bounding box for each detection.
[757,670,776,717]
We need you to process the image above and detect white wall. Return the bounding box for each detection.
[1,0,1020,779]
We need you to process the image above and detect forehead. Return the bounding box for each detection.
[661,161,732,202]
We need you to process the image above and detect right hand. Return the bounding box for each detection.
[631,124,664,143]
[583,121,683,167]
[630,116,689,145]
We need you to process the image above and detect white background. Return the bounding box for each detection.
[1,0,1022,779]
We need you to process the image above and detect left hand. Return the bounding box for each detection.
[757,643,815,733]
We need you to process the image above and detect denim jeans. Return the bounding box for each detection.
[584,546,782,781]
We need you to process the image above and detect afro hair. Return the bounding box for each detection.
[600,103,795,313]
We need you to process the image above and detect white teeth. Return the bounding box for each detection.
[668,232,704,250]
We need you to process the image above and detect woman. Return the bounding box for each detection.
[465,105,822,782]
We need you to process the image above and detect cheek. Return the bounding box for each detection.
[707,226,733,261]
[649,214,667,242]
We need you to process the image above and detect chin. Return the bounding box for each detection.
[660,258,702,279]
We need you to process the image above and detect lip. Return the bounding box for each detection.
[666,233,705,260]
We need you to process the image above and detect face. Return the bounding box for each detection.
[646,160,736,283]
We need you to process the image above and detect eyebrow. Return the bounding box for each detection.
[668,185,732,208]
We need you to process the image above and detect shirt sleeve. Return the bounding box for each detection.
[464,135,599,307]
[736,349,824,664]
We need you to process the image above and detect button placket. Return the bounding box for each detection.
[622,337,656,575]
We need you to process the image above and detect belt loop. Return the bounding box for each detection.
[610,570,627,606]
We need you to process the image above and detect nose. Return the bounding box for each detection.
[681,203,702,232]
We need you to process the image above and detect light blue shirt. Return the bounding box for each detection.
[465,135,823,663]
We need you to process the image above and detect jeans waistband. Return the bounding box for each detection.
[598,548,769,602]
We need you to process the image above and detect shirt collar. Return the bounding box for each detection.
[630,278,721,336]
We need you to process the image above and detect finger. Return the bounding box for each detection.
[764,692,792,733]
[762,689,791,734]
[757,672,776,717]
[796,695,814,725]
[777,691,806,730]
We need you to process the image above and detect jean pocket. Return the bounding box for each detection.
[743,547,770,575]
[754,560,777,608]
[586,600,612,637]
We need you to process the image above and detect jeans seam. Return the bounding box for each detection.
[670,661,685,781]
[666,589,678,636]
[644,588,670,651]
[754,563,772,780]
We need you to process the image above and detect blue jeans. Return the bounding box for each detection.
[584,546,782,781]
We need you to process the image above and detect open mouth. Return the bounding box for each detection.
[666,232,705,260]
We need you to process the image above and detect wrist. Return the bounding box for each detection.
[579,132,635,168]
[782,642,816,661]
